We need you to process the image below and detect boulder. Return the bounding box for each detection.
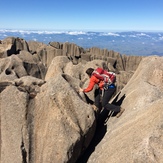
[30,73,96,163]
[0,76,46,163]
[18,50,47,79]
[45,56,70,80]
[0,55,28,81]
[0,85,29,163]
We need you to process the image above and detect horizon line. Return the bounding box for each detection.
[0,28,163,33]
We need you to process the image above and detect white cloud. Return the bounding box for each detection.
[100,32,120,36]
[66,31,86,35]
[129,33,150,38]
[159,36,163,40]
[136,33,150,37]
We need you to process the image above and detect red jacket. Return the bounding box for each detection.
[83,75,104,93]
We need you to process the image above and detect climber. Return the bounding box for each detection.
[79,67,125,118]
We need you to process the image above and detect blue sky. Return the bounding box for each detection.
[1,0,163,31]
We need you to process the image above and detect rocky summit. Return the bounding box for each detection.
[0,37,163,163]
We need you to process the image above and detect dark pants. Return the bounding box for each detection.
[94,87,120,112]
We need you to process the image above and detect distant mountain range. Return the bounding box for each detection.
[0,29,163,56]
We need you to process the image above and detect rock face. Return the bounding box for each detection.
[1,36,162,163]
[84,56,163,163]
[31,75,96,163]
[0,37,29,57]
[0,37,143,74]
[0,54,97,163]
[1,85,28,163]
[0,76,46,163]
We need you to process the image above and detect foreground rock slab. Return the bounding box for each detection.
[85,56,163,163]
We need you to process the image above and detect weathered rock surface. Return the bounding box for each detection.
[84,56,163,163]
[30,74,96,163]
[1,85,29,163]
[1,36,162,163]
[0,37,29,57]
[0,51,46,82]
[0,55,97,163]
[0,37,143,73]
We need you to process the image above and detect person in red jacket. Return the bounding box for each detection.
[80,67,125,118]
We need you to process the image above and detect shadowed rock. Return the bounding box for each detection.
[0,37,29,57]
[0,81,14,93]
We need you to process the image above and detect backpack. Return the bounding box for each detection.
[92,67,116,85]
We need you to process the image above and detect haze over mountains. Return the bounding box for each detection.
[0,29,163,56]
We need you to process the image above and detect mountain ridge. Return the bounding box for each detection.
[0,29,163,56]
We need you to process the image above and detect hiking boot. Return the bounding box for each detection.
[116,107,125,118]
